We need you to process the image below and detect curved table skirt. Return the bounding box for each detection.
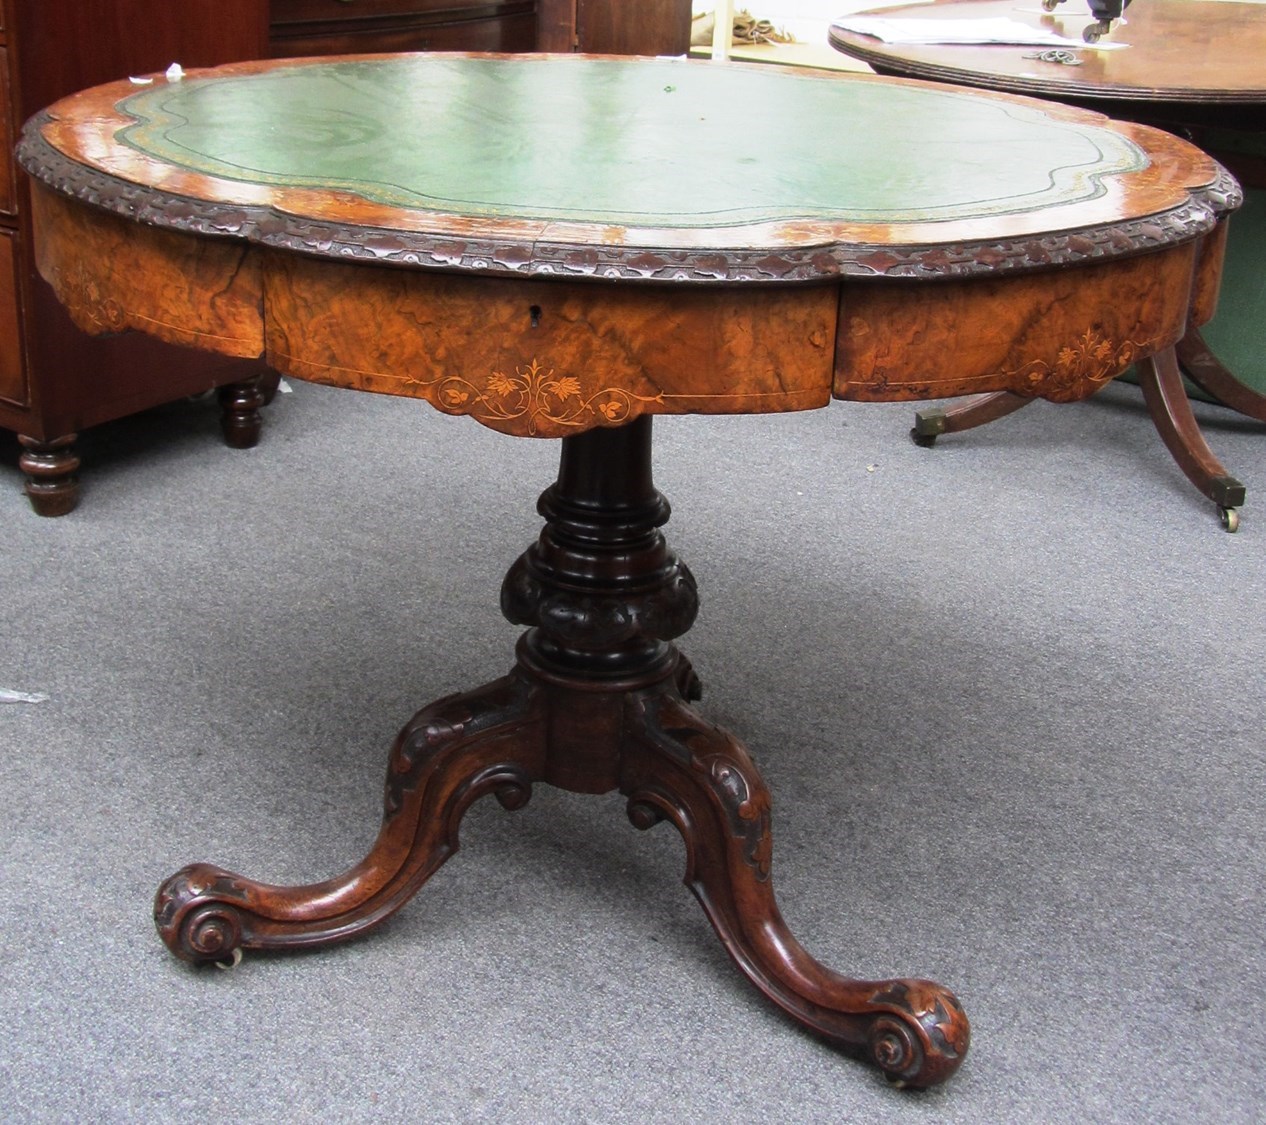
[31,184,1218,438]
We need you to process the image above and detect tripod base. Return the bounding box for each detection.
[155,417,968,1089]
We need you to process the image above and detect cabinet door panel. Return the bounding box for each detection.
[0,48,13,215]
[574,0,691,55]
[274,0,519,22]
[0,231,26,407]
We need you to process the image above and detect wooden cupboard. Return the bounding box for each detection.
[537,0,693,55]
[1,0,539,514]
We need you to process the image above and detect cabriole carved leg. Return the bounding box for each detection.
[155,672,547,962]
[17,433,80,516]
[622,687,969,1089]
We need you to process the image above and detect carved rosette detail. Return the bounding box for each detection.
[17,123,1237,285]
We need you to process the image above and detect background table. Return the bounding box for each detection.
[18,52,1235,1089]
[831,0,1266,528]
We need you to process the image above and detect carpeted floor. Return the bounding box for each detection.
[2,377,1264,1122]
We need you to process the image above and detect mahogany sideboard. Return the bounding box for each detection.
[1,0,550,515]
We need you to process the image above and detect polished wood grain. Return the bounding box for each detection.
[835,244,1199,402]
[572,0,691,55]
[23,53,1237,1090]
[270,0,536,57]
[260,253,836,435]
[832,0,1265,504]
[829,0,1266,122]
[537,0,692,54]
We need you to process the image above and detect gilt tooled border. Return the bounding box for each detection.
[17,115,1240,285]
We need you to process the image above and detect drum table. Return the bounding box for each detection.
[831,0,1266,530]
[18,53,1237,1088]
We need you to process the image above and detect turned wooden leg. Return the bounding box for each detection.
[17,433,80,516]
[155,671,547,962]
[1136,346,1246,531]
[911,391,1033,447]
[218,377,267,449]
[622,686,968,1088]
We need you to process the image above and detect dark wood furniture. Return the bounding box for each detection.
[537,0,692,54]
[831,0,1266,531]
[20,53,1235,1089]
[1,0,545,516]
[0,1,274,515]
[271,0,536,57]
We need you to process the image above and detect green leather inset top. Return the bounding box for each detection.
[116,56,1146,228]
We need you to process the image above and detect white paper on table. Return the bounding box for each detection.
[831,16,1088,45]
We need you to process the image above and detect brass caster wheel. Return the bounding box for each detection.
[1082,21,1107,42]
[1220,507,1240,533]
[214,947,243,971]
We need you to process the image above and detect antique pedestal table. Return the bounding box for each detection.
[18,53,1237,1089]
[831,0,1266,529]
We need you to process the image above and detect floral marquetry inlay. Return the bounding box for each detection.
[1015,329,1141,402]
[430,359,664,436]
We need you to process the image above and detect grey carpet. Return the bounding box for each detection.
[2,378,1264,1123]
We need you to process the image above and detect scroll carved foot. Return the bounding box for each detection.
[622,687,969,1088]
[155,671,546,963]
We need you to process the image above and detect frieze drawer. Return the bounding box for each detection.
[272,0,529,26]
[270,0,537,55]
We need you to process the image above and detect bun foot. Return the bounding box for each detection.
[18,433,80,516]
[218,378,266,448]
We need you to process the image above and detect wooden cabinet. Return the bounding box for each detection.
[537,0,692,55]
[272,0,536,56]
[1,0,273,514]
[1,0,543,514]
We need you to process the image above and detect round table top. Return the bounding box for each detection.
[19,52,1233,284]
[829,0,1266,113]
